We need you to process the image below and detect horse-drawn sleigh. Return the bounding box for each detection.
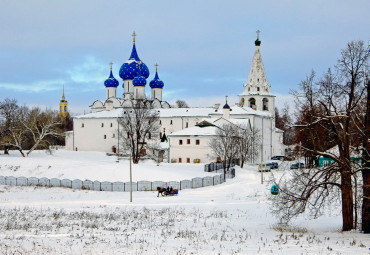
[157,187,178,197]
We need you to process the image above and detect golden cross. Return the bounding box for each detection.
[109,61,113,70]
[132,31,136,43]
[155,63,159,72]
[256,30,261,40]
[226,95,228,103]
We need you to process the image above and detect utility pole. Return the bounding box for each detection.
[261,143,263,184]
[130,150,133,203]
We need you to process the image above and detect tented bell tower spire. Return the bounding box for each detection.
[238,31,275,115]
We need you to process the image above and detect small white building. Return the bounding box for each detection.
[66,32,285,163]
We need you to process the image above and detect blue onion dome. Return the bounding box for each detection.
[149,65,164,89]
[104,64,119,87]
[119,41,150,80]
[132,63,147,87]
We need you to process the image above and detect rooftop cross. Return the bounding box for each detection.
[256,30,261,40]
[109,61,113,70]
[225,95,228,104]
[155,63,159,72]
[132,31,136,44]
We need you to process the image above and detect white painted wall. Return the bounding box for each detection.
[168,136,216,163]
[151,88,162,101]
[106,87,117,100]
[73,118,120,152]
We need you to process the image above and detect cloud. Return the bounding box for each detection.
[274,94,296,112]
[0,79,66,93]
[66,55,107,84]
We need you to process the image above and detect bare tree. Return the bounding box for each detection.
[236,125,261,168]
[0,99,28,156]
[0,99,63,156]
[175,100,189,108]
[273,41,368,231]
[362,79,370,233]
[118,100,160,164]
[209,124,240,176]
[24,108,62,156]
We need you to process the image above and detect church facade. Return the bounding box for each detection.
[65,32,284,163]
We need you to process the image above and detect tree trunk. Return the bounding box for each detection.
[341,169,354,231]
[362,80,370,233]
[362,168,370,233]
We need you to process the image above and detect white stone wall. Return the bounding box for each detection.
[151,88,162,101]
[106,87,117,100]
[73,118,120,152]
[160,116,203,135]
[168,136,215,164]
[65,132,73,151]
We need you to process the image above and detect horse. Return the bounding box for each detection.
[157,187,168,197]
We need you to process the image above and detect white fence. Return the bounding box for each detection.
[204,162,236,178]
[0,174,226,192]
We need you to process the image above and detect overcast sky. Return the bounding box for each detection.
[0,0,369,114]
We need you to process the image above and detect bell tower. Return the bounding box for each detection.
[59,86,69,118]
[238,30,275,116]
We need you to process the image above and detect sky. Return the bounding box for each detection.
[0,0,369,114]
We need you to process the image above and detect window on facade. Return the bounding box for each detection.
[170,120,173,125]
[178,158,182,163]
[81,123,84,128]
[257,87,260,91]
[64,106,67,111]
[196,139,200,145]
[179,140,183,145]
[187,139,190,144]
[110,123,113,127]
[60,106,62,112]
[187,158,190,163]
[186,122,188,128]
[104,135,106,139]
[263,98,269,111]
[159,120,161,125]
[148,132,151,139]
[112,134,115,138]
[101,123,104,127]
[160,132,162,139]
[257,78,259,82]
[249,98,256,109]
[127,132,130,138]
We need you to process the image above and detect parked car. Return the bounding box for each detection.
[290,163,304,169]
[266,162,279,169]
[290,163,298,169]
[271,156,284,161]
[258,163,270,172]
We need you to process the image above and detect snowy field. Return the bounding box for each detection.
[0,150,218,182]
[0,151,369,254]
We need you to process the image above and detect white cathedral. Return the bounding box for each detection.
[65,32,284,163]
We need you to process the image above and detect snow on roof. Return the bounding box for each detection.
[157,107,216,117]
[73,108,124,119]
[73,105,271,119]
[168,126,219,137]
[275,128,284,133]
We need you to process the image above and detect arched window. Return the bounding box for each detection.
[240,98,245,107]
[64,106,67,111]
[263,98,269,111]
[249,98,256,109]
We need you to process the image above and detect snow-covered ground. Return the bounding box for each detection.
[0,150,368,254]
[0,150,218,182]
